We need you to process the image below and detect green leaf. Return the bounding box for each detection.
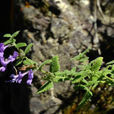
[50,56,60,73]
[77,91,92,111]
[72,48,90,61]
[72,75,82,83]
[53,75,66,82]
[15,59,23,66]
[37,81,53,94]
[107,60,114,65]
[4,39,12,45]
[23,57,37,65]
[19,49,25,57]
[90,57,103,71]
[3,34,12,38]
[74,85,93,96]
[12,31,20,38]
[16,43,27,48]
[71,67,76,72]
[38,59,52,70]
[25,43,33,54]
[72,70,91,83]
[12,39,16,44]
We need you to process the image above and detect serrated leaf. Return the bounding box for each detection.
[12,31,20,38]
[37,81,53,94]
[3,34,12,38]
[74,85,92,96]
[77,92,92,111]
[90,57,103,71]
[72,48,90,61]
[72,70,91,83]
[25,43,33,54]
[50,56,60,73]
[72,75,82,83]
[16,43,27,48]
[53,75,66,82]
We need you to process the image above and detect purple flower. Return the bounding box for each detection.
[0,52,4,58]
[10,69,34,85]
[0,57,11,66]
[0,51,18,72]
[0,66,6,72]
[10,71,28,83]
[0,43,18,72]
[0,43,8,52]
[0,43,8,58]
[8,51,18,62]
[27,69,34,85]
[10,74,18,83]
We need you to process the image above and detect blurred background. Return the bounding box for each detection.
[0,0,114,114]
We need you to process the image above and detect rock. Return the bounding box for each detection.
[7,0,114,113]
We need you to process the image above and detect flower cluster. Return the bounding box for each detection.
[10,69,34,85]
[0,43,18,72]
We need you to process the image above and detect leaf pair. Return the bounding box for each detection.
[3,31,20,45]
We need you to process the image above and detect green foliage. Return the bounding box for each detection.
[23,57,37,65]
[90,57,103,72]
[38,59,52,71]
[3,34,12,38]
[16,43,27,49]
[37,49,114,110]
[107,60,114,65]
[15,58,23,66]
[37,81,53,94]
[11,31,20,38]
[3,31,36,68]
[71,48,89,61]
[50,56,60,73]
[77,91,92,111]
[3,31,19,45]
[2,32,114,111]
[24,43,33,54]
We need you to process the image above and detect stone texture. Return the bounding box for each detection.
[0,0,114,114]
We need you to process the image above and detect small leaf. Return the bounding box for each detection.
[80,85,93,95]
[107,60,114,65]
[4,39,12,45]
[23,57,37,65]
[71,67,76,72]
[50,56,60,73]
[72,48,90,61]
[16,43,27,48]
[90,57,103,71]
[25,43,33,54]
[15,59,23,66]
[74,85,92,96]
[77,92,92,111]
[19,49,25,57]
[72,75,82,83]
[3,34,12,38]
[37,81,53,94]
[38,59,52,70]
[53,75,66,82]
[12,31,20,38]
